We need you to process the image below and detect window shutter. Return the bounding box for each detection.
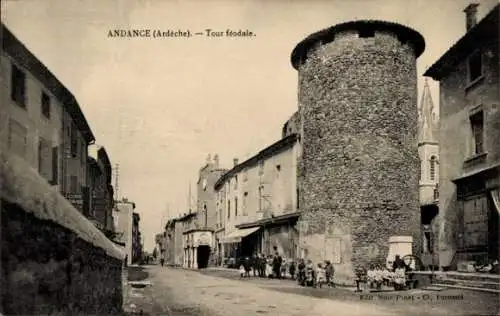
[52,146,59,185]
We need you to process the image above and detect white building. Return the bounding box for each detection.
[113,199,135,265]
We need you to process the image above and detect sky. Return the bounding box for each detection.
[2,0,498,252]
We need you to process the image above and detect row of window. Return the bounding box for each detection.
[10,62,86,167]
[7,119,59,185]
[220,163,282,196]
[11,62,52,119]
[215,192,251,226]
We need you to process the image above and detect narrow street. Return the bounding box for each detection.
[123,266,499,316]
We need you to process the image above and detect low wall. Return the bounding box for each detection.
[1,152,126,315]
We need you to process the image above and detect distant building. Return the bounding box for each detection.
[163,217,183,267]
[424,3,500,268]
[173,218,184,266]
[180,212,199,268]
[87,145,115,234]
[163,220,173,265]
[113,198,136,265]
[417,79,440,264]
[190,154,227,267]
[132,212,142,264]
[214,123,301,261]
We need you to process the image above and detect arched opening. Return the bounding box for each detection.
[197,245,211,269]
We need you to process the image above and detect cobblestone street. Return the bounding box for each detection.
[123,266,499,316]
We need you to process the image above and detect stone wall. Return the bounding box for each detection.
[1,202,123,315]
[293,22,424,283]
[1,152,125,315]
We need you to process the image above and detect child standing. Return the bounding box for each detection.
[315,263,326,288]
[239,262,246,278]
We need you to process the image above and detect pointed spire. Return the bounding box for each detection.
[418,78,438,144]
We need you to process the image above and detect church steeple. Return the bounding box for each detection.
[418,78,438,144]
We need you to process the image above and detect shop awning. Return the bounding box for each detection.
[221,227,260,244]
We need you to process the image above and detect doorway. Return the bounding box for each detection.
[197,246,211,269]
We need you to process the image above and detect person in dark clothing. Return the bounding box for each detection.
[392,255,408,272]
[251,255,258,277]
[297,259,306,285]
[325,260,335,287]
[260,254,266,277]
[244,257,251,277]
[273,252,283,279]
[289,260,296,280]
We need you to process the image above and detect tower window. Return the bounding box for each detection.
[429,156,437,181]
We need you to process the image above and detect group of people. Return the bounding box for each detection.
[238,251,285,279]
[365,255,411,290]
[236,251,336,288]
[296,259,335,288]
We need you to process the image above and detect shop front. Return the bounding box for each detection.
[220,227,260,263]
[235,212,301,260]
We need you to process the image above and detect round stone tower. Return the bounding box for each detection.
[291,20,425,283]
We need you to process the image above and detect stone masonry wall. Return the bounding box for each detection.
[1,202,124,315]
[296,29,422,283]
[1,152,124,315]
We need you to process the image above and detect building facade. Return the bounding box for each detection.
[173,218,184,266]
[193,154,227,267]
[60,104,94,215]
[2,25,65,189]
[163,220,176,265]
[2,24,97,217]
[215,130,300,262]
[291,20,425,283]
[113,198,136,265]
[132,212,142,264]
[180,212,199,268]
[424,3,500,268]
[418,79,440,266]
[87,145,115,234]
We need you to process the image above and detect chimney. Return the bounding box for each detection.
[233,158,239,166]
[213,154,219,168]
[464,3,479,31]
